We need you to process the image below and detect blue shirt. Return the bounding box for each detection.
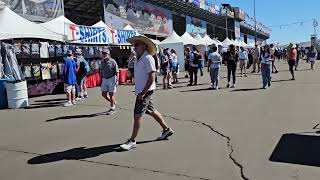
[63,57,77,85]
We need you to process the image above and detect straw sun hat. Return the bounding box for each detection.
[127,35,157,55]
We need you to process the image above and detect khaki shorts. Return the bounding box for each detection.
[239,60,247,67]
[64,84,75,93]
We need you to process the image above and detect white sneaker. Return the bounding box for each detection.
[75,97,82,101]
[120,139,136,150]
[158,128,174,140]
[215,86,219,90]
[72,101,76,105]
[230,84,235,88]
[64,101,73,107]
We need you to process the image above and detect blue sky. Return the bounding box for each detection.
[216,0,320,44]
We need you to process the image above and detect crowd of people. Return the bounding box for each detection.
[61,35,318,150]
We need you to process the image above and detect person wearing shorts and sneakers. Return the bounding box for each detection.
[100,47,119,115]
[120,35,174,151]
[75,49,90,100]
[63,50,77,107]
[308,45,317,70]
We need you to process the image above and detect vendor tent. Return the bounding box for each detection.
[222,38,234,47]
[194,34,207,46]
[181,32,198,45]
[41,15,75,37]
[0,7,63,41]
[213,39,223,46]
[92,20,110,28]
[160,31,184,71]
[203,34,217,45]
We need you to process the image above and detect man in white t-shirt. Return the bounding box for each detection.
[208,45,222,90]
[120,35,174,151]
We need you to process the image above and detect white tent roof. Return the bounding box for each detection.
[234,39,244,47]
[92,20,110,28]
[124,24,135,30]
[181,32,198,45]
[160,31,183,44]
[213,38,223,46]
[150,38,161,45]
[202,34,216,45]
[40,15,75,37]
[194,34,207,46]
[0,7,63,41]
[222,38,234,47]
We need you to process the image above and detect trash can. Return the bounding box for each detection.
[0,79,8,109]
[6,80,29,109]
[119,68,128,84]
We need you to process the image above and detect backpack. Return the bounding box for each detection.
[192,52,200,64]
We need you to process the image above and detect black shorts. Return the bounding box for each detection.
[134,91,156,115]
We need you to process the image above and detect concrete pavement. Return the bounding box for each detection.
[1,60,320,180]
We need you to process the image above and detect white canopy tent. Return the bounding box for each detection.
[235,39,244,47]
[213,39,223,46]
[202,34,216,45]
[194,34,207,46]
[222,38,234,47]
[181,32,198,45]
[160,31,184,71]
[40,15,75,41]
[92,20,110,28]
[0,7,63,41]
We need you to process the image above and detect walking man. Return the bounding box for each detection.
[100,47,119,115]
[120,35,174,151]
[288,44,297,80]
[252,45,260,73]
[239,47,248,77]
[308,45,317,70]
[208,45,221,90]
[75,49,90,100]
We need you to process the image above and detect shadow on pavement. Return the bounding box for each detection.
[25,102,65,109]
[34,98,66,103]
[270,133,320,167]
[272,79,293,83]
[231,88,263,92]
[27,140,164,164]
[46,112,107,122]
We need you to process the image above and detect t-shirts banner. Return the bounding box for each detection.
[104,0,173,37]
[3,0,64,22]
[65,23,137,45]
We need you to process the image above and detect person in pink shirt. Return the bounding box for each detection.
[288,44,297,80]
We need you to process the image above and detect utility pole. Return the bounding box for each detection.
[254,0,257,46]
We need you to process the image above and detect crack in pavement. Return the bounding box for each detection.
[81,103,250,180]
[0,148,210,180]
[162,115,250,180]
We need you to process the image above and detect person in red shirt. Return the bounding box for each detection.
[288,44,297,80]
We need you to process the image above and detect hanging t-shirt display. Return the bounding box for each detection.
[14,43,22,58]
[31,43,40,58]
[63,45,70,55]
[56,44,63,56]
[32,65,41,80]
[50,63,58,79]
[82,46,89,58]
[49,43,56,57]
[21,43,31,58]
[22,65,32,78]
[40,42,49,58]
[41,63,51,80]
[94,46,101,57]
[58,63,64,77]
[70,45,76,54]
[90,60,100,74]
[88,46,95,58]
